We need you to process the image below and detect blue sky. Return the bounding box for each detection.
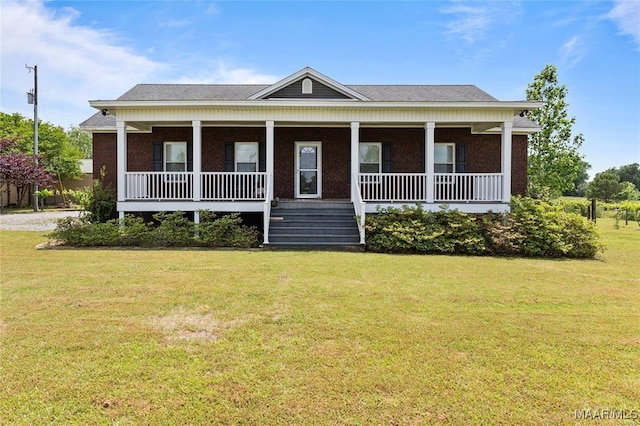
[1,0,638,176]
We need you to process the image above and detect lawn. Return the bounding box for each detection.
[1,220,638,424]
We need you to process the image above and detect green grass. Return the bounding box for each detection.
[1,220,639,424]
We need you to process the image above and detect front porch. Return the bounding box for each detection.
[120,170,506,206]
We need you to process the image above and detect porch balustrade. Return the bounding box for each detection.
[124,172,267,201]
[358,173,503,202]
[123,172,502,203]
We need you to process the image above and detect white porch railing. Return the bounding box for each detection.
[201,172,267,201]
[263,172,272,244]
[124,172,267,201]
[351,173,366,244]
[358,173,503,202]
[126,172,193,200]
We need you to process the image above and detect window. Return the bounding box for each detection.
[235,142,258,172]
[302,78,313,94]
[434,143,455,173]
[359,143,381,173]
[164,142,187,172]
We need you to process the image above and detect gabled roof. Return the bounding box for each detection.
[248,67,370,100]
[109,67,499,102]
[81,66,541,132]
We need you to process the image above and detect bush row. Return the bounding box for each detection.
[365,197,603,258]
[49,211,260,248]
[552,198,640,220]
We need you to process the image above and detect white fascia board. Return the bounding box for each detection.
[89,99,542,111]
[247,67,370,101]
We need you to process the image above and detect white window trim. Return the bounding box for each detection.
[434,143,455,173]
[235,142,259,172]
[163,141,187,183]
[164,141,187,172]
[359,142,382,174]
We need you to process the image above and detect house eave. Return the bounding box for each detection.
[89,99,541,110]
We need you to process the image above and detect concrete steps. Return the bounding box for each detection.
[266,200,362,249]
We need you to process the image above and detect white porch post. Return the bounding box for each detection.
[266,120,274,200]
[350,122,359,202]
[425,122,435,203]
[501,121,513,203]
[192,120,202,202]
[116,120,126,221]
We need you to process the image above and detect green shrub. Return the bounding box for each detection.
[507,197,602,258]
[150,212,196,247]
[365,199,602,258]
[70,168,116,223]
[365,205,485,255]
[49,210,260,248]
[197,211,260,248]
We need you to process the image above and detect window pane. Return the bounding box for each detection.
[434,144,453,163]
[236,163,257,172]
[236,143,258,164]
[360,163,380,173]
[165,143,186,163]
[299,146,317,169]
[359,144,380,164]
[166,162,186,172]
[434,164,453,173]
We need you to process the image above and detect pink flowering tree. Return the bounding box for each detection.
[0,138,53,207]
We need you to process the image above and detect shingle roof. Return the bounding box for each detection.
[117,84,268,101]
[115,83,498,102]
[347,85,498,102]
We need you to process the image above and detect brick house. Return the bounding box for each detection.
[80,67,540,246]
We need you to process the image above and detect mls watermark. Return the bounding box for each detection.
[575,408,638,421]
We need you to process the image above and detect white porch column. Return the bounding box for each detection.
[192,120,202,201]
[116,120,127,203]
[266,120,274,200]
[425,122,435,203]
[501,121,513,203]
[350,122,360,202]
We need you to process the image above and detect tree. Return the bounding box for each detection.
[526,65,585,199]
[615,181,640,201]
[605,163,640,190]
[0,112,82,181]
[0,138,53,207]
[563,159,591,197]
[586,172,621,202]
[67,126,92,159]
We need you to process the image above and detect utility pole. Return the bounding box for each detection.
[26,64,39,211]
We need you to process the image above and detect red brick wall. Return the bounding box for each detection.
[274,127,350,199]
[512,135,528,196]
[92,126,529,199]
[93,133,117,188]
[360,128,424,173]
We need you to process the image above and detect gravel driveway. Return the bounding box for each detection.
[0,210,83,232]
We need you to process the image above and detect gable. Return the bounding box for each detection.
[248,67,369,101]
[266,77,351,100]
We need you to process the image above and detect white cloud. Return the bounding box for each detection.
[440,1,521,44]
[560,36,585,67]
[441,2,491,43]
[607,0,640,48]
[0,0,276,127]
[0,0,164,126]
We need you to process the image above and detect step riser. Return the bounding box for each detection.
[268,202,361,247]
[269,236,361,244]
[270,229,360,237]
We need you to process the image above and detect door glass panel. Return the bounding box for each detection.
[299,146,317,169]
[299,171,318,195]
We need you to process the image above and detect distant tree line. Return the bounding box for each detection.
[0,112,92,207]
[586,163,640,202]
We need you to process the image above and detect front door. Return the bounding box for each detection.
[295,142,322,198]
